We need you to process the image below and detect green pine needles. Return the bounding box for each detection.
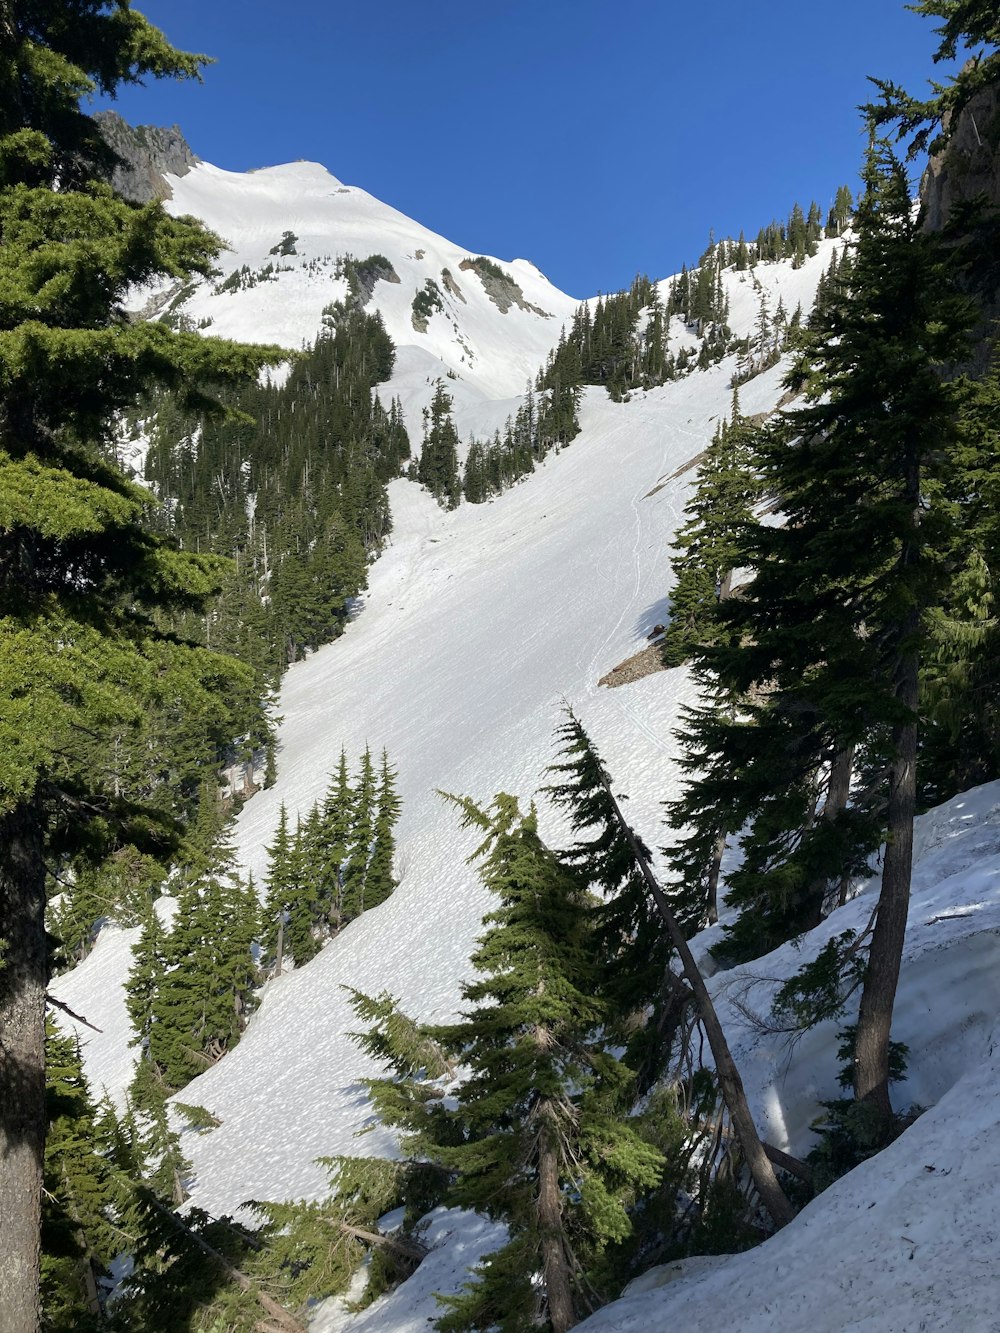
[356,791,665,1333]
[262,746,402,973]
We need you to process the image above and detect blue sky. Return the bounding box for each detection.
[104,1,952,298]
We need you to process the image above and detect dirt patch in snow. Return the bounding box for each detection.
[599,643,667,689]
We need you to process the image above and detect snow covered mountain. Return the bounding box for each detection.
[53,149,1000,1331]
[131,156,578,445]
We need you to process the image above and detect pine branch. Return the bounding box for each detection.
[45,994,102,1033]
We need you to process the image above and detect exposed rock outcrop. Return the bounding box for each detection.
[920,74,1000,368]
[922,79,1000,232]
[94,110,197,203]
[458,256,550,317]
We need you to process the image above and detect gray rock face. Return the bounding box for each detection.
[920,75,1000,369]
[921,80,1000,233]
[94,110,198,204]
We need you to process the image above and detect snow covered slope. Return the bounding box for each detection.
[59,237,845,1208]
[54,162,1000,1327]
[577,1024,1000,1333]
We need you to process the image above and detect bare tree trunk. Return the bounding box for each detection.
[0,803,48,1333]
[705,829,726,925]
[595,774,796,1229]
[537,1122,577,1333]
[801,742,856,930]
[273,916,284,978]
[853,648,918,1131]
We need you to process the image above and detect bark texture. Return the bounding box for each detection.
[0,803,48,1333]
[537,1122,577,1333]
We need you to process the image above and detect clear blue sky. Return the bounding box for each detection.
[102,1,951,298]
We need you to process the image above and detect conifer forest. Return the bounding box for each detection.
[2,3,1000,1331]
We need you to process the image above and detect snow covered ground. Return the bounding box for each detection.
[53,158,1000,1329]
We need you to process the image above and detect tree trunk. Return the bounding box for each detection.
[0,802,48,1333]
[853,649,918,1131]
[705,829,726,925]
[801,742,855,930]
[853,439,922,1136]
[596,775,796,1230]
[273,916,284,978]
[537,1121,577,1333]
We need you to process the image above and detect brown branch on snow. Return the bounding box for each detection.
[46,994,103,1033]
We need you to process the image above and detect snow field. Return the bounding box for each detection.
[56,158,1000,1327]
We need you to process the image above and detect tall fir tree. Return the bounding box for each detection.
[366,750,402,912]
[40,1023,117,1332]
[362,794,664,1333]
[342,746,376,918]
[417,385,462,509]
[0,7,285,1322]
[659,391,760,669]
[316,749,354,932]
[680,140,974,1126]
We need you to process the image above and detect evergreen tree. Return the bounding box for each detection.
[366,750,402,912]
[262,804,295,972]
[145,867,259,1093]
[280,813,322,968]
[417,386,462,509]
[365,794,664,1333]
[316,749,354,932]
[659,394,760,668]
[0,8,285,1322]
[41,1023,117,1331]
[544,712,670,1028]
[680,141,973,1127]
[342,746,376,918]
[867,2,1000,154]
[125,900,171,1076]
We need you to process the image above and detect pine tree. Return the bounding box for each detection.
[41,1023,117,1331]
[366,750,402,912]
[417,386,462,508]
[366,794,664,1333]
[659,394,759,668]
[262,804,295,972]
[687,141,974,1125]
[867,2,1000,155]
[0,12,286,1317]
[280,813,322,968]
[544,713,670,1029]
[826,185,854,237]
[125,900,171,1073]
[145,867,259,1093]
[316,749,354,932]
[342,746,376,919]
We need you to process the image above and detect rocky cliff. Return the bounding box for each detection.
[94,110,197,204]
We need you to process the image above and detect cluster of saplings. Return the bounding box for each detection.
[415,373,581,510]
[113,746,402,1101]
[262,747,402,972]
[37,746,403,1328]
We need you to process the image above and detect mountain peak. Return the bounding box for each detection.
[94,109,198,203]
